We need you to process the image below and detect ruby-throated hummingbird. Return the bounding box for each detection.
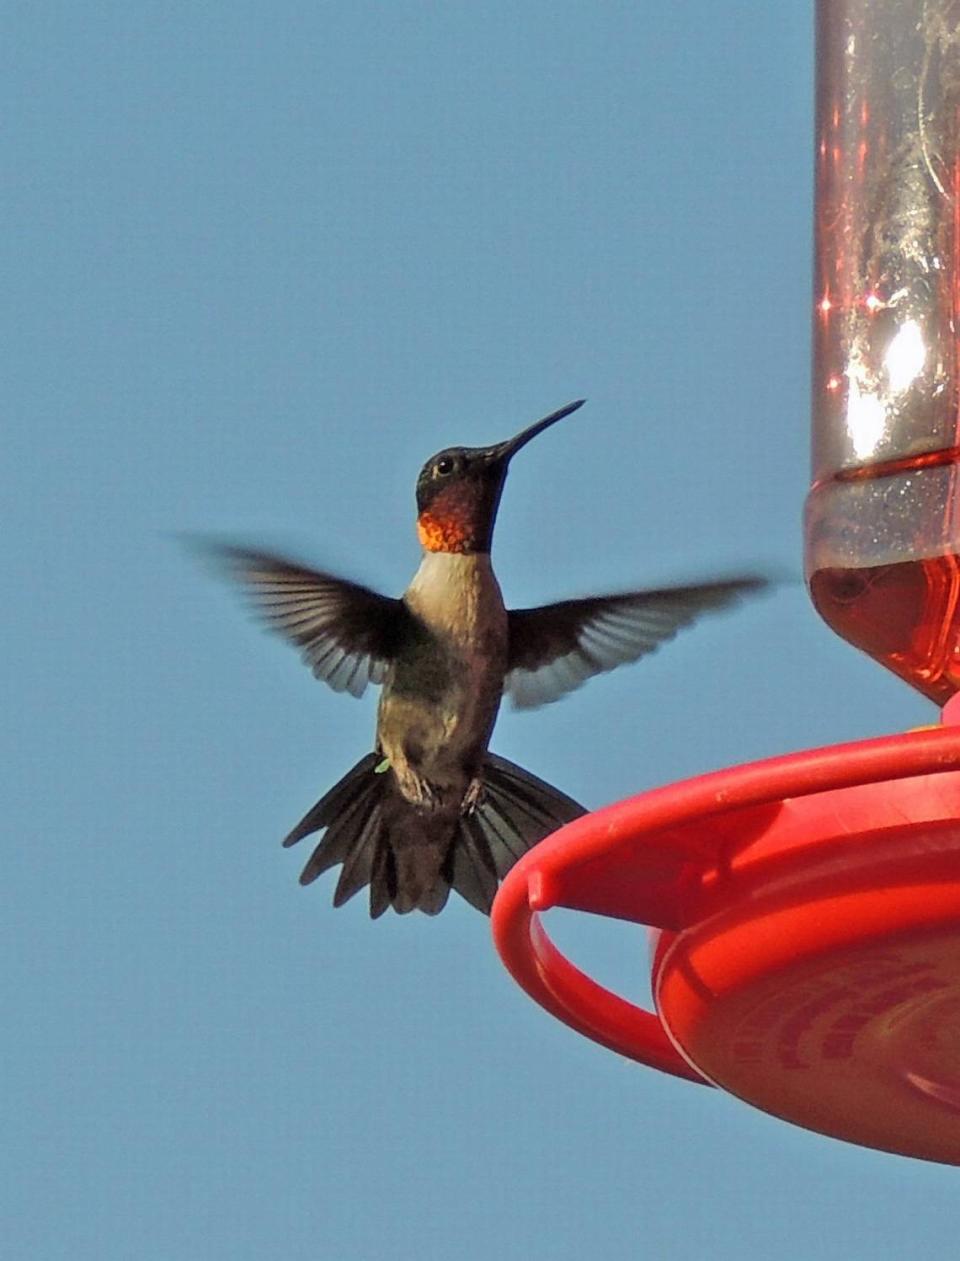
[202,400,765,917]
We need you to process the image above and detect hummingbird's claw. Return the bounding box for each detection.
[461,778,485,815]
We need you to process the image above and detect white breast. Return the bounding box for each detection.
[404,551,507,643]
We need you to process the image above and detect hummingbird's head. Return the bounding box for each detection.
[415,400,585,554]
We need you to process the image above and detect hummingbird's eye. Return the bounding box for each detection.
[435,456,454,476]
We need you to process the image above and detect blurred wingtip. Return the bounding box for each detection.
[169,531,242,571]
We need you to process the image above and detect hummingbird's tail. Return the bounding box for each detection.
[450,754,586,914]
[281,752,585,918]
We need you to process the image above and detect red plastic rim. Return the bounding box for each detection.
[491,723,960,1083]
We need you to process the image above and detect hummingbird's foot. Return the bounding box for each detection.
[460,777,485,815]
[396,767,444,810]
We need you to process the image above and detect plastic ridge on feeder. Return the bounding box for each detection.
[492,705,960,1162]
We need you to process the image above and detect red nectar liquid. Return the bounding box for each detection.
[809,555,960,703]
[806,451,960,704]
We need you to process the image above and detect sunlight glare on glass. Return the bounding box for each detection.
[884,318,925,393]
[845,371,886,460]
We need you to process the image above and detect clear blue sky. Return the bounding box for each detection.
[4,4,952,1259]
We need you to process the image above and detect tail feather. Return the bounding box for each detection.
[332,794,384,907]
[283,752,379,849]
[466,798,527,877]
[449,813,500,913]
[484,753,585,828]
[298,781,375,885]
[395,863,451,916]
[369,839,396,920]
[281,750,586,917]
[483,779,555,844]
[458,754,587,906]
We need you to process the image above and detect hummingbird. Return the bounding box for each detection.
[202,400,765,917]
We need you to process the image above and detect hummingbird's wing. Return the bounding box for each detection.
[505,577,767,709]
[200,545,408,698]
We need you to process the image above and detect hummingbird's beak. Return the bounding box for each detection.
[482,399,586,468]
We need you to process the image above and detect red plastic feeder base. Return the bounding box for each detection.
[491,709,960,1164]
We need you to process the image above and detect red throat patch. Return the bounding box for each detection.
[416,482,482,553]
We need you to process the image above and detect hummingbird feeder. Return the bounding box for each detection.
[492,0,960,1164]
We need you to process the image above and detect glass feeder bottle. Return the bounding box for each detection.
[806,0,960,704]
